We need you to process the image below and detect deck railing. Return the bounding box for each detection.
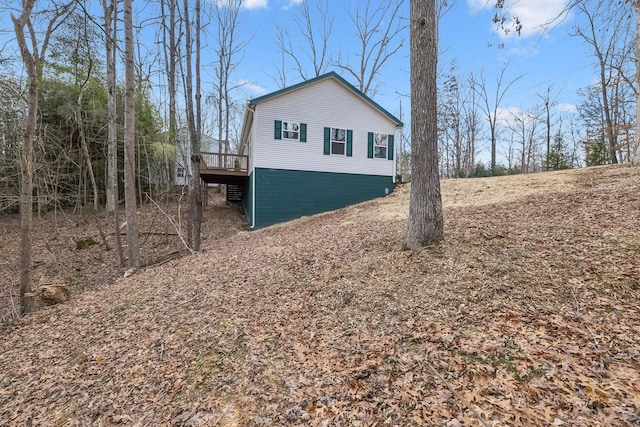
[200,152,248,173]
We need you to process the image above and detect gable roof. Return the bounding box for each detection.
[248,71,403,127]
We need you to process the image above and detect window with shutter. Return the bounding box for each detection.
[275,120,306,142]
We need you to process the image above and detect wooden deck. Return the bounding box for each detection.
[199,152,249,185]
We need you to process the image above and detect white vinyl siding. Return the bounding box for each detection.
[253,77,397,177]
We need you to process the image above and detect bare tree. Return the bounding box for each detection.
[337,0,406,96]
[578,74,636,164]
[438,61,458,178]
[275,0,333,84]
[439,64,483,178]
[574,0,636,165]
[461,72,482,176]
[537,85,561,170]
[100,0,125,266]
[124,0,140,268]
[404,0,443,250]
[212,0,246,159]
[76,60,99,210]
[103,0,118,212]
[506,107,543,173]
[160,0,179,168]
[573,1,633,164]
[437,0,457,19]
[0,79,22,215]
[11,1,73,313]
[183,0,202,251]
[492,0,640,166]
[475,60,522,174]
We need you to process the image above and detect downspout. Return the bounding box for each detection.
[250,104,257,229]
[239,101,257,229]
[394,124,403,184]
[251,164,256,229]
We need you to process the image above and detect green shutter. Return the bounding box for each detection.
[367,132,374,158]
[387,135,394,160]
[274,120,282,140]
[323,127,330,155]
[300,123,307,142]
[346,130,353,157]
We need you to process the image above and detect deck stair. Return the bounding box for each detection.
[226,184,243,202]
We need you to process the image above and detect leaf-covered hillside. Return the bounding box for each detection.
[1,165,639,426]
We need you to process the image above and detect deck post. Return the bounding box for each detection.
[203,181,208,207]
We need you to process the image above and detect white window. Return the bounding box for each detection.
[282,121,299,140]
[176,166,185,178]
[374,133,388,159]
[331,128,346,155]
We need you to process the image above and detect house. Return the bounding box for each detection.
[199,71,403,229]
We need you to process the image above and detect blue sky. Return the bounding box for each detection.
[0,0,596,121]
[0,0,602,156]
[224,0,595,123]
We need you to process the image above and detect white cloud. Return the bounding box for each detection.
[242,0,268,9]
[496,106,522,126]
[238,79,267,95]
[210,0,268,9]
[555,103,578,114]
[467,0,572,38]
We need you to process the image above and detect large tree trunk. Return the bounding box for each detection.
[404,0,444,250]
[103,0,124,266]
[12,1,39,314]
[184,0,202,251]
[12,0,72,312]
[124,0,140,268]
[19,76,37,315]
[194,0,202,250]
[104,0,117,213]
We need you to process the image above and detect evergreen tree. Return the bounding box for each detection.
[585,135,609,166]
[545,132,571,170]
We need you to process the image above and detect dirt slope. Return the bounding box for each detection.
[1,165,638,426]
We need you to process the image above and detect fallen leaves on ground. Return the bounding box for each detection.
[1,165,639,426]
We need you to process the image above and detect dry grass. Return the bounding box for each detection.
[0,165,638,426]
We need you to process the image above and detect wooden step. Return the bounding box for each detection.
[226,184,243,202]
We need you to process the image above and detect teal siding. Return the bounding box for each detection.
[253,168,393,229]
[242,171,254,228]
